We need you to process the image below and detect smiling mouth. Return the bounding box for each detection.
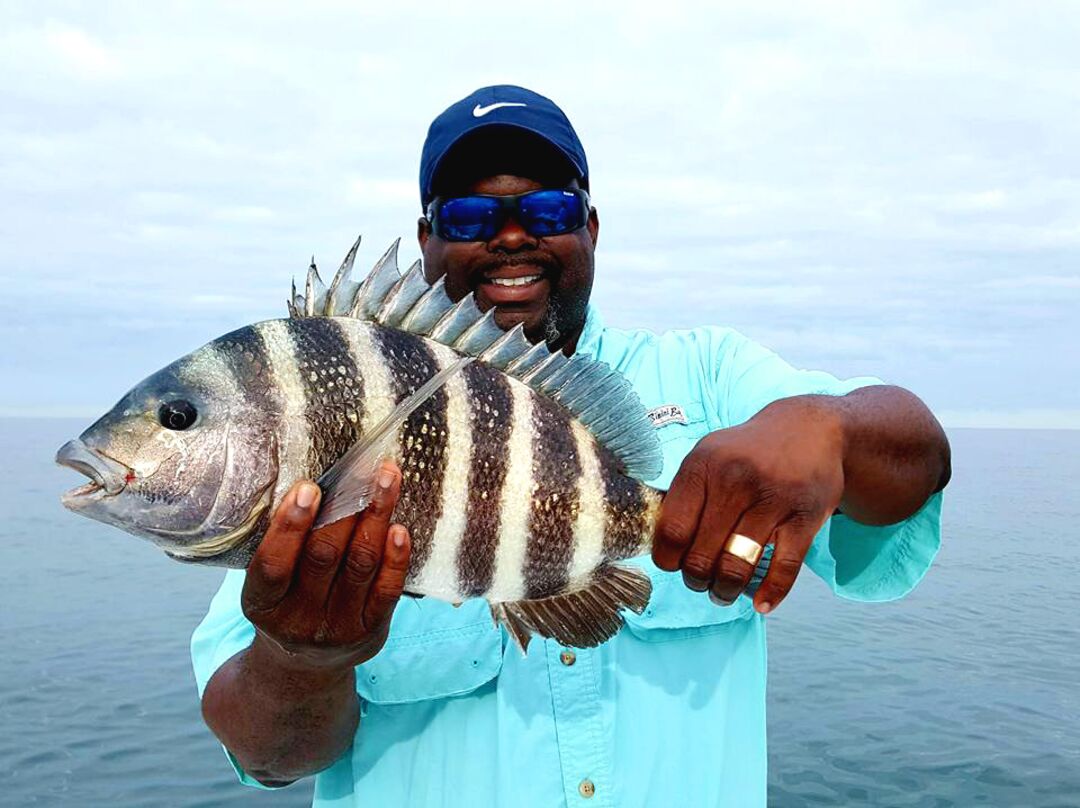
[487,274,543,288]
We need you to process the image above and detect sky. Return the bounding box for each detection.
[1,1,1078,427]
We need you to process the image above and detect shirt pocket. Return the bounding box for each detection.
[355,598,504,704]
[621,561,755,642]
[648,400,711,488]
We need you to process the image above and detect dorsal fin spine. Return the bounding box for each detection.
[504,341,550,377]
[428,293,485,344]
[304,262,322,317]
[521,351,568,388]
[399,276,453,334]
[375,260,427,327]
[326,235,362,315]
[453,308,504,355]
[477,324,530,369]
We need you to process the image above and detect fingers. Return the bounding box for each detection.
[709,505,778,606]
[752,514,824,614]
[652,455,708,571]
[678,486,745,593]
[361,524,411,633]
[243,481,321,614]
[327,461,402,624]
[289,490,360,613]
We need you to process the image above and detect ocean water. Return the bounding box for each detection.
[1,420,1076,807]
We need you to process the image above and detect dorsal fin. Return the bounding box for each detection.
[289,238,662,480]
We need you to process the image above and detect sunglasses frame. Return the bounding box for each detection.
[426,188,591,243]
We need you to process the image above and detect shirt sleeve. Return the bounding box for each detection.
[190,569,282,790]
[712,329,942,602]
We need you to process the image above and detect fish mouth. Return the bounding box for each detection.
[56,439,132,503]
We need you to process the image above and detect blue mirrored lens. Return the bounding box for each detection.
[438,197,502,241]
[434,190,588,242]
[518,190,586,236]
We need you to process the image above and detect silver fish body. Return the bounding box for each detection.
[58,240,667,650]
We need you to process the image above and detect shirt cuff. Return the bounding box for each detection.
[222,748,292,791]
[804,491,943,602]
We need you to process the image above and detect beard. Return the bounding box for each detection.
[540,283,588,352]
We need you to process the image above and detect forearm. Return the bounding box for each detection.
[828,384,949,525]
[765,385,950,526]
[201,634,360,785]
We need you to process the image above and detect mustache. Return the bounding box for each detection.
[471,252,562,282]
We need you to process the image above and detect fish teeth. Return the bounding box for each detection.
[490,275,541,287]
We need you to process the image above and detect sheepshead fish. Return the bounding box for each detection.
[56,238,668,651]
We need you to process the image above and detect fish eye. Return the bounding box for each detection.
[158,399,198,431]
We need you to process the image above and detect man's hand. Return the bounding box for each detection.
[653,396,844,614]
[201,459,411,784]
[242,460,412,673]
[652,386,950,615]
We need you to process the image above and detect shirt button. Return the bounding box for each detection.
[579,779,595,798]
[560,649,576,666]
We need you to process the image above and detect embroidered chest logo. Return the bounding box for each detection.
[646,404,688,428]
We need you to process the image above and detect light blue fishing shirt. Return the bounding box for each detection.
[191,306,943,807]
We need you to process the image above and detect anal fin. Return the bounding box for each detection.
[491,564,652,654]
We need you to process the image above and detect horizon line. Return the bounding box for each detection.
[3,407,1079,431]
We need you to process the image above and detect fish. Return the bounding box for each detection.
[56,237,671,652]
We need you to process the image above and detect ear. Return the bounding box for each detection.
[417,216,431,250]
[587,207,599,249]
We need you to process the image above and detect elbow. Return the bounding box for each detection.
[930,418,952,494]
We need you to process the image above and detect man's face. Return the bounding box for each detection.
[419,174,599,352]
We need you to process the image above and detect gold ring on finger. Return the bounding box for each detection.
[724,532,764,566]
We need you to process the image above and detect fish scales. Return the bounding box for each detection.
[252,320,315,505]
[284,318,366,479]
[407,348,474,601]
[197,327,277,522]
[567,420,609,584]
[213,325,277,418]
[523,392,581,599]
[486,379,535,604]
[599,443,658,562]
[337,322,396,435]
[457,361,513,598]
[372,326,450,577]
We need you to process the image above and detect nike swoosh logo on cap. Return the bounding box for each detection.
[472,102,527,117]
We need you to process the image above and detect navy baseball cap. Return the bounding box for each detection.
[419,85,589,207]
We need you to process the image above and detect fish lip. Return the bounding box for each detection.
[56,439,131,498]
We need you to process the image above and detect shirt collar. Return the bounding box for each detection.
[573,303,605,358]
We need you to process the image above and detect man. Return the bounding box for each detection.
[193,85,950,807]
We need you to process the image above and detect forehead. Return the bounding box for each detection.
[465,174,580,196]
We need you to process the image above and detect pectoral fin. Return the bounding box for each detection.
[313,356,473,529]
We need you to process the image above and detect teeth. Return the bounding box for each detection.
[490,275,541,287]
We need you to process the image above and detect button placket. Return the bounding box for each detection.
[547,641,615,807]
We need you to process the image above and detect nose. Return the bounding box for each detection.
[488,214,538,253]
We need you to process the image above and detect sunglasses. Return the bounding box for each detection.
[426,188,590,243]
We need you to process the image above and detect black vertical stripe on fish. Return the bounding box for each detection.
[523,393,580,599]
[373,326,448,576]
[598,445,648,562]
[212,325,278,416]
[457,362,514,597]
[283,318,365,479]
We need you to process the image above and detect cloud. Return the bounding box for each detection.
[43,26,120,78]
[1,1,1078,427]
